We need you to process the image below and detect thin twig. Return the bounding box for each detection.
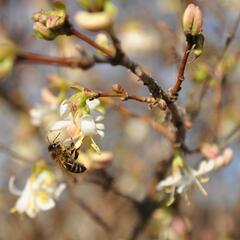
[169,42,192,99]
[83,88,160,108]
[70,27,114,57]
[16,51,95,70]
[107,30,186,144]
[15,26,186,144]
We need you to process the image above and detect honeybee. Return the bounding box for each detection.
[48,134,87,174]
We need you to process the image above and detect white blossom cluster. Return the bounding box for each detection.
[9,163,66,218]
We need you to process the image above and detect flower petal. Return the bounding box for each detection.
[59,100,69,118]
[80,115,97,136]
[36,191,55,211]
[86,99,100,110]
[95,115,104,122]
[15,180,35,215]
[54,183,66,199]
[8,176,22,196]
[97,130,105,138]
[96,123,105,130]
[50,120,72,131]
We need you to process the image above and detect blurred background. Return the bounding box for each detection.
[0,0,240,239]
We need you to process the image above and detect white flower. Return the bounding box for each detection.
[157,163,209,206]
[157,147,233,205]
[50,99,105,140]
[83,99,105,138]
[86,98,100,111]
[158,167,207,193]
[30,104,57,126]
[80,114,104,138]
[30,88,58,127]
[9,169,66,218]
[49,101,77,143]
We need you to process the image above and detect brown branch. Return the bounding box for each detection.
[16,51,95,69]
[168,42,192,99]
[106,30,186,144]
[84,87,161,108]
[106,28,167,100]
[94,92,157,105]
[15,27,186,144]
[70,27,114,57]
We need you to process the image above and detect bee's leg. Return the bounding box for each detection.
[67,141,75,155]
[73,147,81,161]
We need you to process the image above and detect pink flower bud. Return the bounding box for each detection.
[182,4,203,36]
[112,84,125,93]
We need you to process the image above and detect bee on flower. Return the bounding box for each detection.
[49,90,105,153]
[9,161,66,218]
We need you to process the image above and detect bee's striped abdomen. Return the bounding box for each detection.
[63,161,87,173]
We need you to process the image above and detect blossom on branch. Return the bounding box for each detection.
[30,88,59,126]
[9,162,66,218]
[50,94,105,153]
[32,2,70,40]
[157,148,233,205]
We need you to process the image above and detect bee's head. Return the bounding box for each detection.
[48,143,60,152]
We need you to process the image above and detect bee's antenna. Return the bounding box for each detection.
[47,132,61,144]
[53,132,61,143]
[47,135,50,144]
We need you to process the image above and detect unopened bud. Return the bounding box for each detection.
[182,4,203,36]
[0,34,17,79]
[46,15,66,30]
[33,22,57,40]
[32,11,47,24]
[89,151,113,170]
[201,143,219,160]
[79,0,108,12]
[112,84,125,93]
[214,148,233,170]
[32,2,70,41]
[193,34,204,58]
[158,99,167,111]
[75,2,117,32]
[95,33,115,56]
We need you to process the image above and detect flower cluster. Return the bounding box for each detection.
[50,95,105,153]
[157,147,233,205]
[30,74,71,127]
[30,88,59,127]
[32,2,70,41]
[9,162,66,218]
[29,76,108,172]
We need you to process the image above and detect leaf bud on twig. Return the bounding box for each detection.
[182,4,203,36]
